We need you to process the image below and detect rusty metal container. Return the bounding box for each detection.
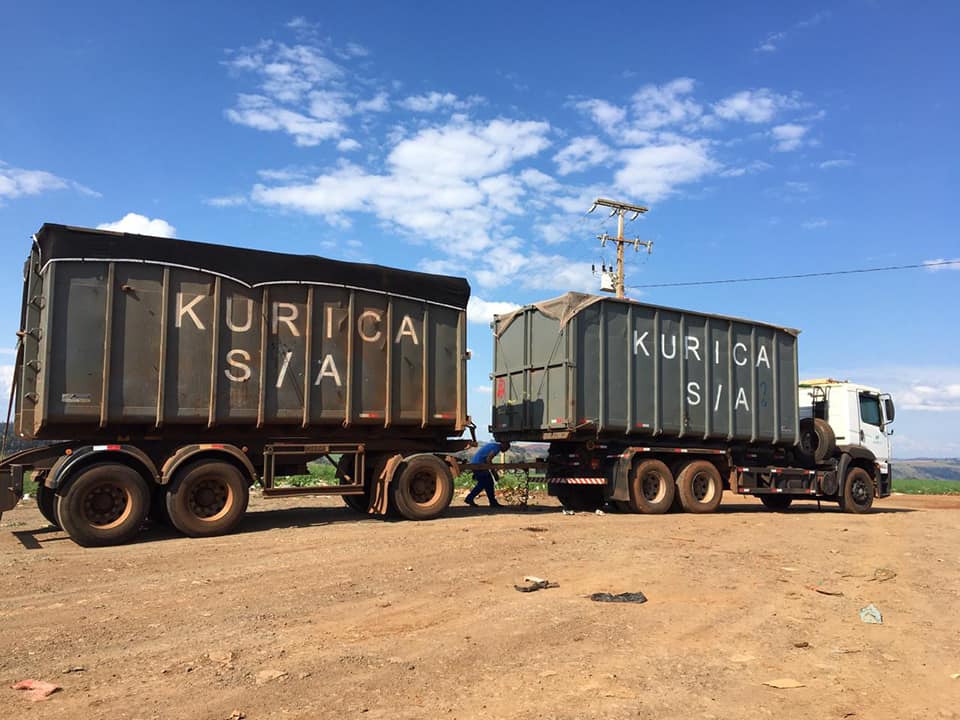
[15,224,469,441]
[491,293,800,445]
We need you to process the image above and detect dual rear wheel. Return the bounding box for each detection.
[54,459,249,547]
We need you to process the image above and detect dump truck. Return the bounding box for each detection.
[490,293,895,514]
[0,224,472,545]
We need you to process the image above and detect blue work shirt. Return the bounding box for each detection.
[471,442,502,482]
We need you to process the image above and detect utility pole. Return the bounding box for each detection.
[590,198,653,298]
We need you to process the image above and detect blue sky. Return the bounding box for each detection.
[1,1,958,456]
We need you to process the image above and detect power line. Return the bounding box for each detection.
[627,259,960,290]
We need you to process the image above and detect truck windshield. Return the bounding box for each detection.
[859,393,883,426]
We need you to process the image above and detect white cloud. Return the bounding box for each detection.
[755,11,831,53]
[923,258,960,271]
[206,194,247,207]
[0,364,13,409]
[97,213,177,237]
[771,123,809,151]
[337,138,361,152]
[399,91,480,112]
[226,94,345,146]
[467,297,521,324]
[720,160,772,177]
[630,78,702,130]
[819,158,853,169]
[553,136,613,175]
[713,89,799,123]
[801,218,828,229]
[474,385,492,395]
[355,92,389,113]
[614,141,718,201]
[0,161,99,200]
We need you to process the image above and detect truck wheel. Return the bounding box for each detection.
[676,460,723,514]
[840,467,874,514]
[166,461,249,537]
[628,459,675,514]
[391,455,453,520]
[336,454,367,513]
[760,494,793,511]
[35,477,61,529]
[798,418,836,465]
[54,463,149,547]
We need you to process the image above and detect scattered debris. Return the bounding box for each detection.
[405,566,414,572]
[515,576,558,593]
[763,678,805,689]
[594,509,605,516]
[870,568,897,583]
[730,654,756,663]
[208,650,233,664]
[808,585,844,597]
[521,527,548,533]
[589,591,647,604]
[561,509,575,515]
[668,537,696,543]
[255,669,287,685]
[62,666,85,674]
[228,710,245,720]
[832,647,862,655]
[950,673,960,680]
[794,641,810,649]
[859,604,883,624]
[11,679,62,701]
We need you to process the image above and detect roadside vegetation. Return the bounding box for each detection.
[893,477,960,495]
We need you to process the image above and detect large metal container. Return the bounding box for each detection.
[15,224,470,441]
[491,293,800,446]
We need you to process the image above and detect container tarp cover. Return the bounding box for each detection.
[34,224,470,309]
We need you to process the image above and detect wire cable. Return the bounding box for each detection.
[627,259,960,290]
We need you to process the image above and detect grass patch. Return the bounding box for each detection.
[894,477,960,495]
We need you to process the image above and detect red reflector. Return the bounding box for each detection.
[106,445,121,451]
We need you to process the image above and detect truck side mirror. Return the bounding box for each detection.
[883,397,895,423]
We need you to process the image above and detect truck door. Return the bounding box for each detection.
[857,392,888,462]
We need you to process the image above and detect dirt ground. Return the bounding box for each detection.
[1,490,958,720]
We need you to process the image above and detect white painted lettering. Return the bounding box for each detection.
[687,381,701,406]
[225,296,253,333]
[358,309,382,343]
[660,334,676,359]
[325,305,334,339]
[314,354,342,387]
[276,351,293,388]
[224,349,252,382]
[714,340,720,365]
[733,342,748,366]
[756,345,770,368]
[634,330,650,357]
[394,315,419,345]
[684,335,701,361]
[272,302,300,336]
[176,292,205,330]
[735,386,750,411]
[714,384,723,412]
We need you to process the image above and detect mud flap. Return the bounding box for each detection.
[370,454,403,515]
[0,465,24,514]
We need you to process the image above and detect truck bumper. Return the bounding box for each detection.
[0,464,25,516]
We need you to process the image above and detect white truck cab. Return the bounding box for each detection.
[799,378,895,487]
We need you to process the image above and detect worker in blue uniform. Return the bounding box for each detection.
[465,440,510,507]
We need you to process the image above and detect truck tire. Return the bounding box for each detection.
[840,467,874,514]
[35,477,60,529]
[166,461,249,537]
[760,494,793,511]
[391,455,453,520]
[628,459,675,514]
[798,418,836,465]
[54,463,150,547]
[676,460,723,514]
[149,484,172,526]
[336,454,367,513]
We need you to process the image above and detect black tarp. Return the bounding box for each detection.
[34,223,471,309]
